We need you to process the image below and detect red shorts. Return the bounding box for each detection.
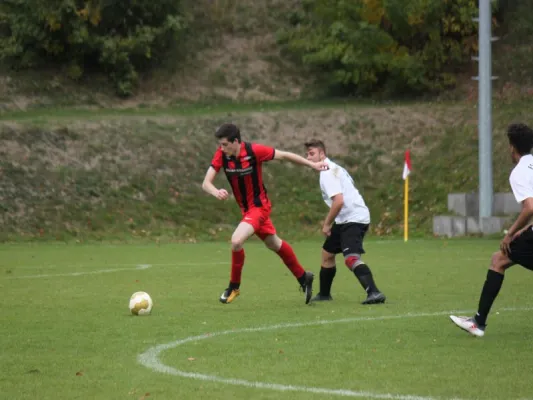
[241,207,276,240]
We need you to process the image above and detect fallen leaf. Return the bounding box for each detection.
[76,371,83,376]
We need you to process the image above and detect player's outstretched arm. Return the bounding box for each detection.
[274,150,328,171]
[202,166,229,200]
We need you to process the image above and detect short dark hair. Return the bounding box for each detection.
[507,123,533,155]
[215,123,241,143]
[304,139,326,155]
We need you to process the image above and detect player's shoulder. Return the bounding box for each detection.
[521,155,533,171]
[511,155,533,177]
[251,142,273,150]
[320,164,338,184]
[211,147,224,159]
[324,159,344,175]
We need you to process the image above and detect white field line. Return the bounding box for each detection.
[3,262,227,279]
[6,261,227,270]
[138,307,533,400]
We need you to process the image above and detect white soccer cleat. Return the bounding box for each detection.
[449,315,485,337]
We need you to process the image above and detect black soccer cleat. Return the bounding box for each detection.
[300,271,314,304]
[362,291,386,305]
[219,287,240,304]
[311,293,333,302]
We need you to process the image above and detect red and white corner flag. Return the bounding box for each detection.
[403,149,411,180]
[403,149,411,242]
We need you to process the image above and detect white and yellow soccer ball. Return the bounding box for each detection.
[129,291,153,316]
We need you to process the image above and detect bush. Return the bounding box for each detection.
[277,0,497,96]
[0,0,188,96]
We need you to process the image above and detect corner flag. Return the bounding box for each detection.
[403,150,411,242]
[403,149,411,180]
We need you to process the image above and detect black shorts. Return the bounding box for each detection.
[323,222,369,256]
[509,226,533,270]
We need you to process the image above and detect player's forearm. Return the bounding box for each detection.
[507,205,533,236]
[325,199,344,226]
[278,151,315,169]
[202,180,219,197]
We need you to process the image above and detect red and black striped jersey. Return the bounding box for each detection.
[210,142,275,212]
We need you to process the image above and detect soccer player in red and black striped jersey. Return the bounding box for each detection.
[202,123,328,304]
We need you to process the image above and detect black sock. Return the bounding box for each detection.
[297,273,306,287]
[319,266,336,296]
[229,282,240,290]
[353,264,379,294]
[475,269,504,326]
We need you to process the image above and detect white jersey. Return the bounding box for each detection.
[320,158,370,224]
[510,154,533,203]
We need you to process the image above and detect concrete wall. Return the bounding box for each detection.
[433,192,517,237]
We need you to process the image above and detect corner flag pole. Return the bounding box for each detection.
[404,176,409,241]
[403,150,411,242]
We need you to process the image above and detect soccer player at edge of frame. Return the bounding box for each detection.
[304,139,386,305]
[450,123,533,337]
[202,123,329,305]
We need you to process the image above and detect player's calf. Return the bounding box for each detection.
[345,255,386,304]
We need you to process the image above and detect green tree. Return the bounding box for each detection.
[0,0,188,96]
[277,0,487,96]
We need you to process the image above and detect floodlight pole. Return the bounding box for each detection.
[473,0,496,220]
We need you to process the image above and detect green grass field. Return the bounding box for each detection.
[2,239,533,400]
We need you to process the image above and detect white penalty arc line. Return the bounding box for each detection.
[138,307,533,400]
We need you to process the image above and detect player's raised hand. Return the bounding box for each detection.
[312,161,329,171]
[215,189,229,200]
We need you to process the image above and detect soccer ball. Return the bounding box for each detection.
[129,291,153,316]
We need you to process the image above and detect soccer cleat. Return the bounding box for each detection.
[362,291,386,305]
[300,271,314,305]
[449,315,486,337]
[219,288,240,304]
[311,293,333,302]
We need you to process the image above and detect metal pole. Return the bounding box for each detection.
[478,0,493,219]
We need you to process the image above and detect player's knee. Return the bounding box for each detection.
[321,249,335,266]
[231,236,244,251]
[490,251,509,273]
[344,255,362,271]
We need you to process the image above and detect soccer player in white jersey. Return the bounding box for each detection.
[450,123,533,337]
[304,139,386,304]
